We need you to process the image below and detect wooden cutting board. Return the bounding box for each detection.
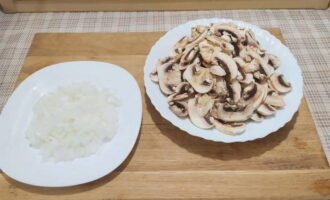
[1,29,330,200]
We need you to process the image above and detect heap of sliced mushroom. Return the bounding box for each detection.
[150,22,292,135]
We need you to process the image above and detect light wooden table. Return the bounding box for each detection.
[1,29,330,199]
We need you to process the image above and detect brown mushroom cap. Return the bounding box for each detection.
[183,65,214,93]
[214,119,246,135]
[269,72,292,94]
[188,95,214,129]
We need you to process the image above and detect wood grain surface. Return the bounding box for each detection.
[1,29,330,199]
[1,0,329,13]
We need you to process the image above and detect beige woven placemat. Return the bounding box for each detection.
[0,9,329,164]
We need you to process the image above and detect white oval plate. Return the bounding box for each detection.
[0,61,142,187]
[144,18,303,143]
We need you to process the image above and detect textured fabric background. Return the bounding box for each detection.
[0,9,329,164]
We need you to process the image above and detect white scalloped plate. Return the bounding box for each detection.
[144,18,303,143]
[0,61,142,187]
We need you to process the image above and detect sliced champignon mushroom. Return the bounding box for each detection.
[244,29,259,47]
[214,119,246,135]
[214,52,238,81]
[233,57,259,73]
[259,60,274,77]
[167,82,194,102]
[210,23,245,42]
[240,46,274,77]
[185,28,209,50]
[183,65,214,93]
[205,35,234,56]
[157,59,182,95]
[169,101,188,117]
[191,25,208,40]
[188,94,215,129]
[210,65,226,76]
[250,112,264,122]
[179,54,201,71]
[269,73,292,94]
[199,40,216,64]
[228,79,241,103]
[267,54,280,69]
[237,71,254,85]
[213,78,228,99]
[150,66,159,82]
[180,46,199,66]
[172,36,189,54]
[253,71,267,83]
[216,83,267,122]
[257,104,276,116]
[264,93,285,108]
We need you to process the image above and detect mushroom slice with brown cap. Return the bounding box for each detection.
[172,36,189,54]
[250,112,264,122]
[229,79,241,103]
[210,65,226,76]
[214,52,238,81]
[205,35,234,56]
[188,94,215,129]
[167,82,194,102]
[269,73,292,94]
[216,83,267,122]
[257,104,276,116]
[179,54,201,71]
[214,120,246,135]
[237,71,254,85]
[180,46,199,66]
[244,29,259,47]
[157,59,182,95]
[191,25,208,40]
[240,47,273,76]
[233,57,259,74]
[213,78,228,99]
[169,101,188,117]
[267,54,280,69]
[185,28,209,49]
[264,92,285,108]
[183,65,214,93]
[199,40,217,64]
[150,66,159,82]
[210,23,245,42]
